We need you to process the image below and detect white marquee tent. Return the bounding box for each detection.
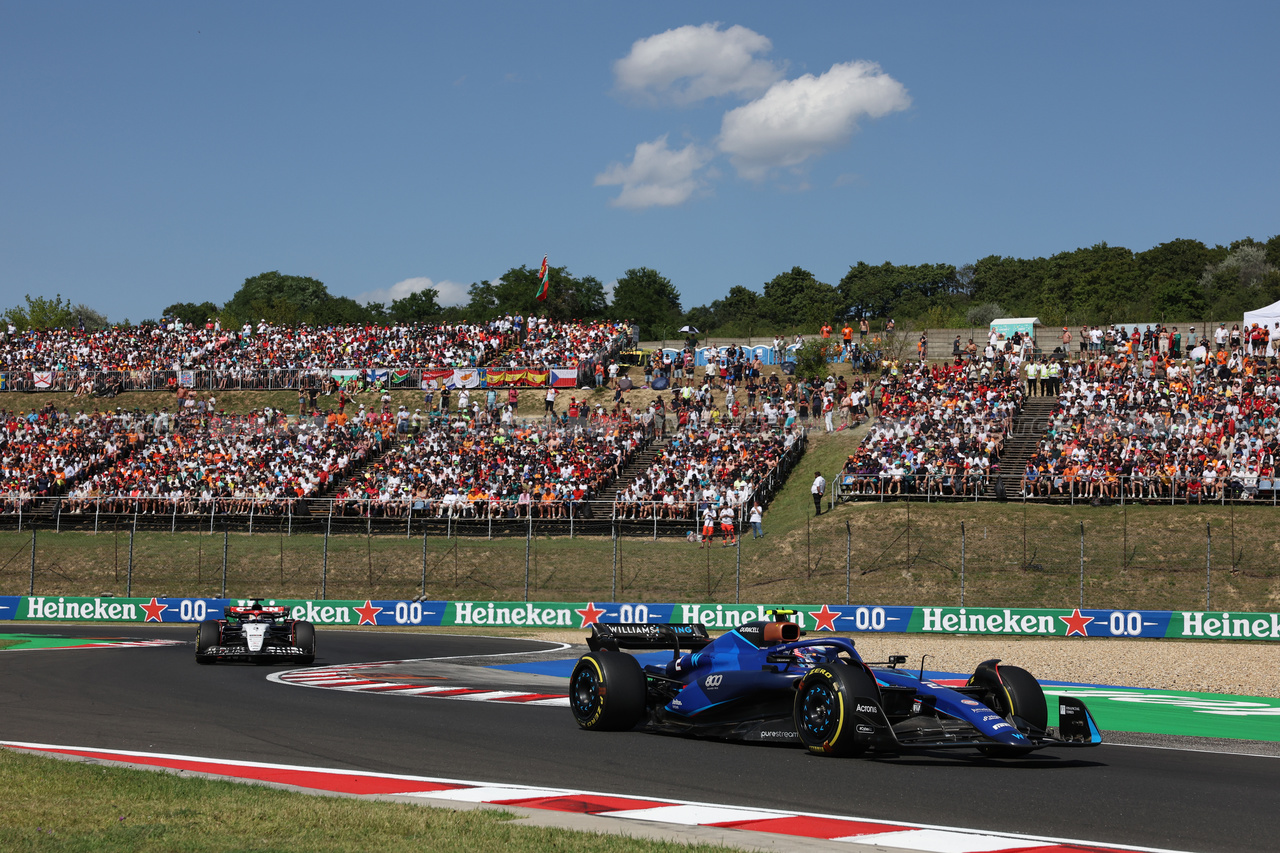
[1243,298,1280,330]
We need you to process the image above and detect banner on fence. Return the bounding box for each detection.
[2,595,1277,640]
[485,368,548,387]
[389,369,415,387]
[420,369,452,390]
[32,371,53,389]
[550,367,577,388]
[0,373,7,391]
[451,368,482,389]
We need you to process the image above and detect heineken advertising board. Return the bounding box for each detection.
[3,596,1279,641]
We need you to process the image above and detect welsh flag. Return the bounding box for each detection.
[535,254,549,302]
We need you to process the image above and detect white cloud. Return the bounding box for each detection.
[613,22,784,106]
[358,276,469,308]
[594,135,713,209]
[717,60,910,181]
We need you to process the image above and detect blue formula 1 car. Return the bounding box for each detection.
[569,612,1102,758]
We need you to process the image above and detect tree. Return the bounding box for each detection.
[163,301,220,326]
[474,264,605,321]
[760,267,842,331]
[792,337,836,378]
[1136,239,1215,290]
[838,262,899,320]
[838,262,957,322]
[2,294,76,331]
[610,267,683,339]
[556,274,608,322]
[1199,245,1279,319]
[388,287,443,322]
[464,280,499,319]
[965,302,1005,327]
[71,304,110,331]
[313,295,381,325]
[222,272,332,326]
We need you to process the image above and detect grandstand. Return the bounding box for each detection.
[0,321,809,536]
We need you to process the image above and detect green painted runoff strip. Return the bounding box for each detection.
[0,633,141,651]
[1045,686,1280,742]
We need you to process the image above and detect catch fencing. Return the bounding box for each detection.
[837,472,1280,507]
[1,491,1274,615]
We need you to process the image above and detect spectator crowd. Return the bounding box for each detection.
[0,318,628,392]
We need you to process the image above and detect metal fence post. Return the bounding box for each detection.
[1079,521,1085,608]
[735,508,742,604]
[1205,522,1212,611]
[28,529,36,595]
[126,513,139,597]
[845,520,852,605]
[960,521,965,607]
[221,523,228,599]
[420,525,428,598]
[321,512,330,601]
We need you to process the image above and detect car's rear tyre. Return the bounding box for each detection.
[195,620,221,664]
[970,660,1046,757]
[793,663,869,757]
[569,651,646,731]
[293,620,316,664]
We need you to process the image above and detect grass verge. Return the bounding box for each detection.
[0,748,739,853]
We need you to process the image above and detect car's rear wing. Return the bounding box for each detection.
[587,622,712,655]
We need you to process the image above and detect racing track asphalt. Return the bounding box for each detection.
[2,625,1276,853]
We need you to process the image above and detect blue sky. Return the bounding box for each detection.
[2,2,1277,323]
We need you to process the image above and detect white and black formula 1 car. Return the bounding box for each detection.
[570,612,1102,758]
[195,599,316,665]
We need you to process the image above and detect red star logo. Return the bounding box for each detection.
[575,601,606,627]
[1059,608,1092,637]
[141,598,167,622]
[808,604,840,632]
[355,600,383,626]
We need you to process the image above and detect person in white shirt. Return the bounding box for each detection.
[749,503,764,538]
[811,471,826,516]
[719,504,736,545]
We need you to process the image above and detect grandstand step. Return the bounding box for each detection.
[986,394,1059,498]
[595,438,669,507]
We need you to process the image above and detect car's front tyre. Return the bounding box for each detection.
[794,663,873,757]
[292,620,316,664]
[969,660,1046,758]
[195,620,221,664]
[569,651,646,731]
